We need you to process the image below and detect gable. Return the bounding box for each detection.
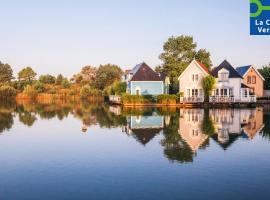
[244,66,265,81]
[211,60,242,79]
[130,62,164,81]
[178,60,209,80]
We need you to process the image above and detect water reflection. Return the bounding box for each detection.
[0,101,269,163]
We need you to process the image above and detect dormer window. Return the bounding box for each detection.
[218,70,229,82]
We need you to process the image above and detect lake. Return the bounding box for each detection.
[0,101,270,200]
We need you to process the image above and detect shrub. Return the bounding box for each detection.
[61,78,71,89]
[34,81,45,93]
[121,94,156,104]
[157,94,177,104]
[0,85,17,99]
[48,87,56,94]
[23,85,37,100]
[80,85,92,99]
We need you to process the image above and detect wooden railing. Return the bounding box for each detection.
[109,95,122,104]
[209,95,256,103]
[180,96,204,103]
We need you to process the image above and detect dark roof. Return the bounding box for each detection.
[211,60,242,78]
[130,62,164,81]
[241,83,251,89]
[131,128,162,145]
[236,65,252,76]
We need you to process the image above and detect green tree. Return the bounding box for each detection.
[158,35,212,93]
[95,64,122,90]
[61,78,71,88]
[39,74,56,84]
[202,75,216,102]
[18,67,37,82]
[258,64,270,90]
[0,62,13,83]
[56,74,64,85]
[195,49,212,68]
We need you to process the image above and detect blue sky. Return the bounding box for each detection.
[0,0,269,77]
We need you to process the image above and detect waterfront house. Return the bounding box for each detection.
[178,60,210,103]
[236,65,265,97]
[122,113,164,145]
[178,109,209,152]
[210,60,256,103]
[123,62,170,95]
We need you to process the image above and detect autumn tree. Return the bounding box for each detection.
[18,67,37,82]
[95,64,122,90]
[0,62,13,83]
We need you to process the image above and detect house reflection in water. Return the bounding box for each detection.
[123,113,164,145]
[178,109,209,152]
[210,108,264,149]
[178,108,264,151]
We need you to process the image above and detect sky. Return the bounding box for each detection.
[0,0,269,77]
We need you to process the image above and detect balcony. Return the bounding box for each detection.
[209,95,256,103]
[180,96,204,103]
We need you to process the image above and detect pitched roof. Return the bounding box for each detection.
[178,60,209,80]
[236,65,265,81]
[131,128,162,145]
[235,65,251,77]
[196,60,210,74]
[211,60,242,78]
[130,62,164,81]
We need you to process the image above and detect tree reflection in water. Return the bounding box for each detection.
[0,100,268,163]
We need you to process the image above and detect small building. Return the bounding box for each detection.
[210,60,256,103]
[236,65,265,97]
[178,60,210,103]
[123,62,170,95]
[123,114,164,145]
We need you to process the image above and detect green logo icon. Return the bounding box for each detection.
[250,0,270,17]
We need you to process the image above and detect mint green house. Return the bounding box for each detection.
[123,62,170,95]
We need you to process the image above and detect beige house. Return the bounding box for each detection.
[178,60,210,103]
[236,65,265,97]
[178,109,209,152]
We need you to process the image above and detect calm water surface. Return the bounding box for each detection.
[0,102,270,200]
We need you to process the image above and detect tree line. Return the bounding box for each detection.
[1,35,269,100]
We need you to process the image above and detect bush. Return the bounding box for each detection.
[157,94,177,104]
[48,87,56,94]
[80,85,92,99]
[0,85,17,99]
[121,94,156,104]
[34,81,45,93]
[23,85,37,100]
[61,78,71,89]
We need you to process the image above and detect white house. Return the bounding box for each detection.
[178,60,210,103]
[210,60,256,103]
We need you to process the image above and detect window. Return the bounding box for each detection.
[216,89,219,96]
[187,89,190,97]
[252,76,256,84]
[192,74,199,82]
[192,89,198,97]
[247,76,251,84]
[135,87,140,95]
[229,88,233,96]
[219,72,229,81]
